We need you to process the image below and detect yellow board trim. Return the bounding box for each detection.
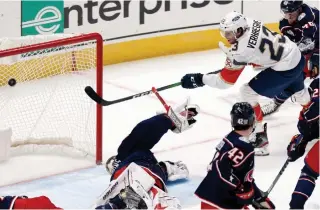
[103,22,280,66]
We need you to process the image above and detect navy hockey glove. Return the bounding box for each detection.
[235,182,255,205]
[181,73,204,89]
[287,134,308,162]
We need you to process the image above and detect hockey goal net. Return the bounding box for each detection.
[0,33,103,164]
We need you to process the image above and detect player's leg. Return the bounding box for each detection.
[245,57,305,155]
[262,53,311,117]
[240,82,271,156]
[289,140,319,209]
[261,90,292,117]
[94,162,155,209]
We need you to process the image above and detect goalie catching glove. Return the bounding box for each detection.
[159,97,200,133]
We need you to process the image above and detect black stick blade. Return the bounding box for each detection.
[85,86,103,104]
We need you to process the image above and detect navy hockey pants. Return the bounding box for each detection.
[249,56,305,98]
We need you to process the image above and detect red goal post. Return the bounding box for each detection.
[0,33,103,164]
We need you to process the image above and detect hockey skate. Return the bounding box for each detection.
[159,161,189,181]
[105,155,121,175]
[252,123,269,156]
[261,100,281,117]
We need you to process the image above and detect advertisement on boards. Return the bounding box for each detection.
[21,0,64,36]
[20,0,239,40]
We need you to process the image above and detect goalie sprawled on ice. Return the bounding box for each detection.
[94,98,199,209]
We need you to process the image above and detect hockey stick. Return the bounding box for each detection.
[252,159,290,207]
[85,69,222,106]
[264,159,290,196]
[85,82,181,106]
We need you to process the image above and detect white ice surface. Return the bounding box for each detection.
[0,49,319,209]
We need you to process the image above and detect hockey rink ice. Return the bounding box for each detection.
[0,49,319,209]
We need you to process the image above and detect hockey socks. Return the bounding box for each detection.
[289,166,318,209]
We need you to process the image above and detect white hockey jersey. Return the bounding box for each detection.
[202,18,302,89]
[226,18,301,71]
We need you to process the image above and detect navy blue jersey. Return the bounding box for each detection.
[111,114,173,190]
[279,4,319,49]
[0,196,17,209]
[195,131,255,209]
[298,77,319,140]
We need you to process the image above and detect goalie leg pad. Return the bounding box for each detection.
[92,162,155,208]
[150,186,181,210]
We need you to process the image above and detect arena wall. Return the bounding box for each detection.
[0,0,318,66]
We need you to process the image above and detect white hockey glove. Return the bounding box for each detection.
[298,38,315,54]
[159,97,200,133]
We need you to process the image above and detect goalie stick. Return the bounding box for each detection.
[151,87,185,133]
[85,69,222,106]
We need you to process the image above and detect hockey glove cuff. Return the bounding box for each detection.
[235,182,255,205]
[181,73,204,89]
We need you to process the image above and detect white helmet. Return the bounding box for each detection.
[219,11,248,40]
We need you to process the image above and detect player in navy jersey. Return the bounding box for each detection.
[287,53,319,209]
[94,98,200,209]
[195,102,275,209]
[262,0,319,116]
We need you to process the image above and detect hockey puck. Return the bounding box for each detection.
[8,78,16,87]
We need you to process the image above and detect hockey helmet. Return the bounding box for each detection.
[230,102,255,130]
[219,11,248,42]
[281,0,303,13]
[308,53,319,79]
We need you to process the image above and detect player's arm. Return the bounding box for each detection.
[117,101,199,161]
[297,6,318,54]
[180,57,245,90]
[116,114,176,161]
[297,78,319,140]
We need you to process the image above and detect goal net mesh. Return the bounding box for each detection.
[0,34,102,162]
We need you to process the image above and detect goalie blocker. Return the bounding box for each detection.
[94,98,200,209]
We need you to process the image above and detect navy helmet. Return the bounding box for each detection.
[281,0,303,13]
[230,102,255,130]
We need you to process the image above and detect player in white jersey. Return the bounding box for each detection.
[180,11,310,155]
